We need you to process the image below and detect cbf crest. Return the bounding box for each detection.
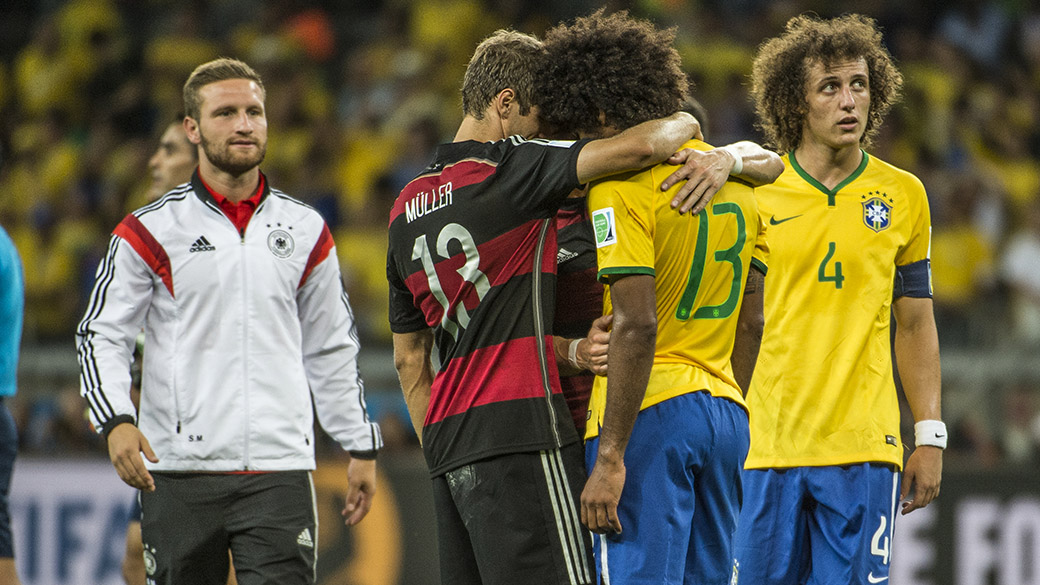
[861,191,894,233]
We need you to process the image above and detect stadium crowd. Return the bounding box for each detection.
[1,0,1039,468]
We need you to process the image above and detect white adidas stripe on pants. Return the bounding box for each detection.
[540,449,593,585]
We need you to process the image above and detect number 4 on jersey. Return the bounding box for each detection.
[818,241,845,289]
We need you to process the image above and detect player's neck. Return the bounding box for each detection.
[198,161,261,203]
[793,142,863,191]
[454,111,506,144]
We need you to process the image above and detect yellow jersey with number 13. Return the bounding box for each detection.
[584,139,768,440]
[746,150,932,470]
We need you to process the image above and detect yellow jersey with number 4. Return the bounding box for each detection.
[585,139,768,440]
[746,151,932,470]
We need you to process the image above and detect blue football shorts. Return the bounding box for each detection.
[585,391,749,585]
[732,463,901,585]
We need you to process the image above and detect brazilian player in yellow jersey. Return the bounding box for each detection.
[536,11,782,585]
[732,15,944,585]
[586,142,768,434]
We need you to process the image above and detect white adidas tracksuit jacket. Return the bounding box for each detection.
[76,173,382,472]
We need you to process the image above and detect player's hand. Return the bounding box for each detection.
[580,314,613,375]
[343,458,377,526]
[660,147,739,215]
[581,455,625,534]
[107,423,158,492]
[900,445,942,514]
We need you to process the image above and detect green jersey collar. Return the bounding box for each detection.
[789,149,869,206]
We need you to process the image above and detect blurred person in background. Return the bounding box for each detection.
[0,142,25,585]
[77,58,382,585]
[1000,199,1040,346]
[998,380,1040,465]
[145,116,199,202]
[734,14,943,585]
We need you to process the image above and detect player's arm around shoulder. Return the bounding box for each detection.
[893,295,943,514]
[575,112,700,184]
[660,140,784,215]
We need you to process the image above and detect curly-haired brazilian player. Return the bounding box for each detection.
[537,10,776,585]
[733,14,943,585]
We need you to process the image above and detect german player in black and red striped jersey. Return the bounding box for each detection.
[386,28,728,585]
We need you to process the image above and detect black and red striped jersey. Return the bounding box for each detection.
[553,195,603,437]
[387,136,590,476]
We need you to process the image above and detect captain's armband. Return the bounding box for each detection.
[894,259,932,299]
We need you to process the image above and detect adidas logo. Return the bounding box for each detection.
[188,236,215,253]
[557,247,579,264]
[296,528,314,548]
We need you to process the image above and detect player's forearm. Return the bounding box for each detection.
[597,276,656,462]
[636,112,700,165]
[392,331,435,442]
[731,269,765,394]
[719,141,785,186]
[893,298,942,422]
[599,322,654,462]
[577,112,698,183]
[553,335,582,376]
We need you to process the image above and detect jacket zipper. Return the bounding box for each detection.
[240,199,266,469]
[240,221,250,469]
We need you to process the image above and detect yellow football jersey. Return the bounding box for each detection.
[585,139,768,440]
[746,151,932,470]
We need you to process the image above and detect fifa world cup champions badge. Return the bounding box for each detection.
[861,191,894,232]
[592,207,617,248]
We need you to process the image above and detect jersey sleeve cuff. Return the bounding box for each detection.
[750,257,768,276]
[100,414,136,439]
[596,266,655,284]
[348,449,379,460]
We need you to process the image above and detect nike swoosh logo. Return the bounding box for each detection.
[769,214,803,225]
[868,573,889,583]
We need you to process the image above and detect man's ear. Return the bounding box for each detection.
[494,88,517,120]
[183,117,202,145]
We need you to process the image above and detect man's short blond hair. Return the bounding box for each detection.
[183,58,266,120]
[461,30,545,120]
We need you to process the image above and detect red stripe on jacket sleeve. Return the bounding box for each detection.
[113,214,174,297]
[299,223,334,288]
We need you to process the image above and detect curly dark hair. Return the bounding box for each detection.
[750,14,903,153]
[535,10,689,137]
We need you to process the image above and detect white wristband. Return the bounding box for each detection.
[723,146,743,176]
[914,420,947,449]
[568,338,582,369]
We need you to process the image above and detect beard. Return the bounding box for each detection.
[199,131,266,176]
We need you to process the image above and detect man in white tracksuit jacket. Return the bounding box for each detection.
[76,58,382,585]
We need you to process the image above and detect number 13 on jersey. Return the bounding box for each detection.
[411,223,490,340]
